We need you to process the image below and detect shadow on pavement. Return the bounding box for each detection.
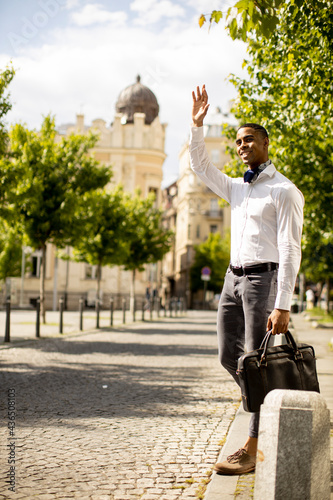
[0,331,235,427]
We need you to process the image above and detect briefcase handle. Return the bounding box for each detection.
[259,330,302,366]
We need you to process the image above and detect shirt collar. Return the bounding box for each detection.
[252,159,272,182]
[259,161,276,178]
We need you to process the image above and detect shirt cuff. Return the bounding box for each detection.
[190,126,204,142]
[274,290,293,311]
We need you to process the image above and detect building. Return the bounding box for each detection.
[161,108,234,308]
[11,76,167,310]
[161,180,178,304]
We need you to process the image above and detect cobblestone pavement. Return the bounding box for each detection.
[0,311,240,499]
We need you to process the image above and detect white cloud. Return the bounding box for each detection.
[130,0,185,25]
[2,4,247,186]
[64,0,81,9]
[71,4,127,27]
[184,0,234,12]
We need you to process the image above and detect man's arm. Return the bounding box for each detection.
[189,86,232,203]
[192,85,210,127]
[267,184,304,335]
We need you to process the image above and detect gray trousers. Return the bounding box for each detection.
[217,267,278,438]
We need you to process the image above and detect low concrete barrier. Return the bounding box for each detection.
[254,389,330,500]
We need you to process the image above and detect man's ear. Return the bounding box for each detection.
[264,137,269,149]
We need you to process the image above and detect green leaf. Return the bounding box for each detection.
[234,0,251,9]
[229,18,238,39]
[210,10,223,24]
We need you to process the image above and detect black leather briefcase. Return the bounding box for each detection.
[236,330,320,413]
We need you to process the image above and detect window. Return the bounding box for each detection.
[188,224,191,239]
[146,263,157,282]
[196,225,200,238]
[30,251,42,278]
[210,225,218,234]
[210,198,219,217]
[211,149,220,163]
[85,265,100,280]
[210,198,218,210]
[149,187,158,207]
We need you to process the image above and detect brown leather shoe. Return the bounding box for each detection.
[214,448,256,475]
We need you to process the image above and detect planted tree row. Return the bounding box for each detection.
[0,69,172,322]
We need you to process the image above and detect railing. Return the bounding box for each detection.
[201,209,223,217]
[2,296,187,342]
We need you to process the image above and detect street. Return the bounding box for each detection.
[0,311,240,500]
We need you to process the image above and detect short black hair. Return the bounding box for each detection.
[237,123,269,139]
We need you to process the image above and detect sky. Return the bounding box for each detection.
[0,0,247,187]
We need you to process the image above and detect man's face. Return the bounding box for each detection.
[236,127,269,169]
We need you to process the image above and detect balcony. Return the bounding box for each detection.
[202,209,223,218]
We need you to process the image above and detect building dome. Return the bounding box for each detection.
[115,75,159,125]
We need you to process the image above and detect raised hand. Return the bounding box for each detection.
[192,84,210,127]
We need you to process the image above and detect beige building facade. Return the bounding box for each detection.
[11,76,167,310]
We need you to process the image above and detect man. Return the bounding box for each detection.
[190,85,304,475]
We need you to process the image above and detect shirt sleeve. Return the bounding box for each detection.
[274,184,304,310]
[189,126,232,203]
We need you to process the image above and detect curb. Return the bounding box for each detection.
[204,316,333,500]
[204,331,296,500]
[204,406,251,500]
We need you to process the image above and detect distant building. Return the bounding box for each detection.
[161,181,178,304]
[12,76,167,310]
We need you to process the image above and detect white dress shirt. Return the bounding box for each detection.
[189,126,304,311]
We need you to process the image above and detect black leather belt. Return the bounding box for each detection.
[229,262,278,276]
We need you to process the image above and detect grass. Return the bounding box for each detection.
[234,473,255,499]
[195,470,212,499]
[304,307,333,323]
[218,436,227,447]
[185,478,195,484]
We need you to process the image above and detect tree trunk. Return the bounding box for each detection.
[130,269,135,315]
[325,277,330,313]
[64,246,70,310]
[97,264,102,305]
[40,244,47,324]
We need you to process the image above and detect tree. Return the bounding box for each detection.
[200,0,333,307]
[0,65,18,230]
[190,231,230,295]
[71,187,130,303]
[1,115,112,321]
[0,65,25,300]
[0,65,15,157]
[122,191,173,314]
[0,221,23,299]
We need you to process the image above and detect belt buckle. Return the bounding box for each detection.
[232,266,243,276]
